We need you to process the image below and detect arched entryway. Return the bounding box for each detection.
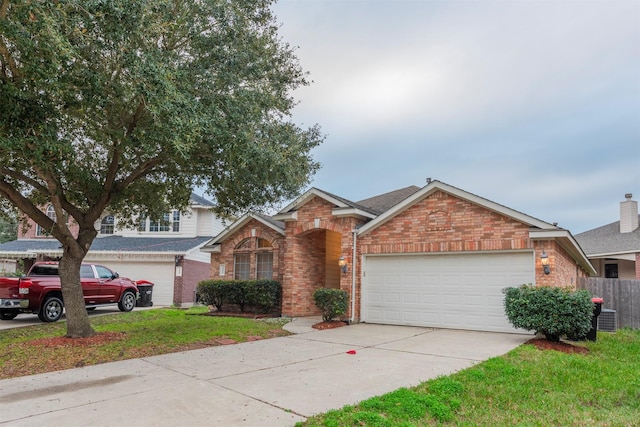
[281,227,346,316]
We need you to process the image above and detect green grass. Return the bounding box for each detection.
[0,307,290,379]
[299,329,640,426]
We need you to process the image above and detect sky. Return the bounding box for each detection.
[270,0,640,234]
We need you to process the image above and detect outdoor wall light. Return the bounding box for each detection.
[541,251,550,275]
[338,256,348,275]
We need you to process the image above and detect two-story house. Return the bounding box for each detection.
[0,194,224,306]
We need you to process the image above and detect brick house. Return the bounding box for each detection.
[202,180,595,333]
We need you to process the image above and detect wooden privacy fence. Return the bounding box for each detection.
[578,277,640,329]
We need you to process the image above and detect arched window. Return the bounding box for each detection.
[100,215,115,235]
[36,205,57,237]
[233,237,275,280]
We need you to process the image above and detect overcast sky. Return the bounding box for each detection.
[270,0,640,234]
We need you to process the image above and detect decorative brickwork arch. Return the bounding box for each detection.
[293,219,350,236]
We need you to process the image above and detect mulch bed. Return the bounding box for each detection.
[312,320,348,330]
[200,311,274,319]
[526,338,589,355]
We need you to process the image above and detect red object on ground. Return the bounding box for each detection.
[346,350,356,355]
[592,297,604,304]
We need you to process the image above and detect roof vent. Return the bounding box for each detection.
[620,193,638,233]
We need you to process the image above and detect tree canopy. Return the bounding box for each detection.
[0,0,322,336]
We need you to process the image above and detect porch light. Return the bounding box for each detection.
[338,256,348,275]
[541,251,550,275]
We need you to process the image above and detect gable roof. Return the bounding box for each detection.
[201,212,285,252]
[354,180,595,275]
[0,236,212,258]
[575,217,640,256]
[357,180,557,236]
[272,187,377,221]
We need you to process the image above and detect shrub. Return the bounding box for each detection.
[504,284,593,342]
[313,288,349,321]
[196,280,229,311]
[244,280,281,313]
[197,280,281,313]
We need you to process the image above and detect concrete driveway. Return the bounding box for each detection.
[0,319,531,426]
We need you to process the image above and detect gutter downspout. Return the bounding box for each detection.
[350,229,357,323]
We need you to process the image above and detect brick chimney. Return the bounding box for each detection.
[620,193,639,233]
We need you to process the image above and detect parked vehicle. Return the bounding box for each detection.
[0,262,140,322]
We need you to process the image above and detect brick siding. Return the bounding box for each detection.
[174,258,210,306]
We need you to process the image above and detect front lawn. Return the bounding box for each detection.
[0,307,289,379]
[299,329,640,426]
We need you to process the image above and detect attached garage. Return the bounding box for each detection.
[362,251,535,333]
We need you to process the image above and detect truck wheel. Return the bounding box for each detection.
[0,311,18,320]
[39,297,64,322]
[118,291,136,312]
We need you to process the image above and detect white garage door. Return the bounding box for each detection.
[85,260,176,307]
[362,252,534,333]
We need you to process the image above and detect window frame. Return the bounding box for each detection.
[100,215,115,235]
[36,205,57,237]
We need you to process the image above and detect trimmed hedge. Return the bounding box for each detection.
[197,279,281,313]
[313,288,349,322]
[504,284,593,342]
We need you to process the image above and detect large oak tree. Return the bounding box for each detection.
[0,0,322,337]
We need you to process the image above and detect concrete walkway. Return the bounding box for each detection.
[0,318,531,426]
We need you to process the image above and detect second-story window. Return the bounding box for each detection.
[139,211,180,233]
[36,205,57,237]
[100,215,115,235]
[172,211,180,232]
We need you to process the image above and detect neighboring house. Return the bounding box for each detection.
[202,180,595,333]
[0,194,224,306]
[575,194,640,280]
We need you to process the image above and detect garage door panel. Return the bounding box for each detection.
[363,252,534,333]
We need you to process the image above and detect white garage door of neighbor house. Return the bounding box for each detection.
[100,262,176,307]
[362,252,534,333]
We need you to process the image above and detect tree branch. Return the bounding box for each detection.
[118,156,165,190]
[0,167,49,194]
[0,178,53,232]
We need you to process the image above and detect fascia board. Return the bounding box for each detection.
[202,213,284,246]
[271,211,298,221]
[584,250,640,258]
[200,244,221,253]
[331,208,377,220]
[530,229,597,276]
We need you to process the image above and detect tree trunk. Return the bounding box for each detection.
[58,253,95,338]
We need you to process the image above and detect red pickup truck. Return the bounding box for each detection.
[0,262,140,322]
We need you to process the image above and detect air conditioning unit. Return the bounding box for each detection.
[598,309,617,332]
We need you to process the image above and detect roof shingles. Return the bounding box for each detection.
[575,217,640,255]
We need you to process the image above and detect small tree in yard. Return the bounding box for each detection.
[0,1,322,338]
[504,284,593,342]
[313,288,348,322]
